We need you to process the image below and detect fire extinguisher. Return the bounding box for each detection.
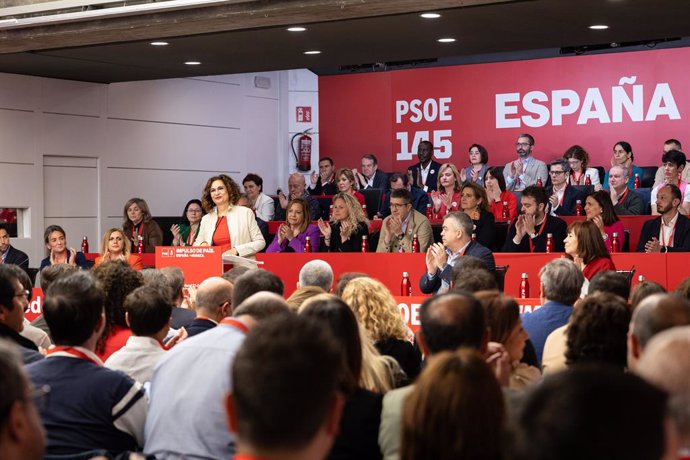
[291,128,312,172]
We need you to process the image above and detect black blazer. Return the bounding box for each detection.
[325,222,369,253]
[4,245,29,270]
[185,317,217,337]
[636,213,690,252]
[409,160,442,192]
[546,185,585,216]
[501,215,567,253]
[473,210,496,250]
[378,187,430,218]
[171,306,196,330]
[419,240,496,294]
[309,175,338,196]
[360,170,389,191]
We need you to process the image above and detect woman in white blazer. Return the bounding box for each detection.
[242,173,275,222]
[195,174,266,259]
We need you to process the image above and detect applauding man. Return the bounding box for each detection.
[376,189,432,253]
[502,186,567,252]
[503,134,548,192]
[637,184,690,252]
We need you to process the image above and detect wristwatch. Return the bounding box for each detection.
[529,232,538,239]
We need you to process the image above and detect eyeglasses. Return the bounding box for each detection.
[549,171,566,176]
[515,142,532,147]
[187,209,203,214]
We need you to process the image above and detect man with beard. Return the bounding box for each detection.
[407,141,442,192]
[503,134,548,192]
[0,224,29,270]
[638,184,690,252]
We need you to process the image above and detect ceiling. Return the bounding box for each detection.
[0,0,689,83]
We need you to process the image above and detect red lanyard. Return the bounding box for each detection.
[618,188,629,204]
[132,222,144,240]
[46,346,101,366]
[660,218,677,248]
[186,225,197,246]
[528,216,547,253]
[554,184,567,206]
[220,317,249,334]
[570,171,583,185]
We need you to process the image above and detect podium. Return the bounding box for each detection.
[155,246,224,287]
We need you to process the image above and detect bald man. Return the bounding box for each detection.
[185,277,234,337]
[276,173,321,221]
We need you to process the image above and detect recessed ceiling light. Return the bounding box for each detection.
[304,50,321,55]
[420,12,441,19]
[184,61,201,65]
[287,26,307,32]
[589,24,609,30]
[150,41,169,46]
[437,38,456,43]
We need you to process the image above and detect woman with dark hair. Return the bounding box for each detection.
[401,348,505,460]
[476,291,541,390]
[431,163,462,219]
[460,144,489,187]
[563,145,601,189]
[171,199,205,246]
[460,182,496,249]
[242,173,275,222]
[195,174,266,259]
[335,168,366,206]
[122,197,164,254]
[603,141,643,191]
[299,294,394,460]
[585,190,626,252]
[94,228,143,270]
[40,224,89,269]
[484,166,517,221]
[564,220,616,281]
[318,193,369,252]
[266,198,320,253]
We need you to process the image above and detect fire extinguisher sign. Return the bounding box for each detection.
[296,106,312,123]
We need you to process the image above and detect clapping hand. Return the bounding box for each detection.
[310,170,319,185]
[460,168,467,183]
[277,224,289,244]
[67,248,77,266]
[278,191,289,210]
[430,191,443,212]
[515,159,524,176]
[644,237,662,253]
[317,218,331,239]
[429,242,448,271]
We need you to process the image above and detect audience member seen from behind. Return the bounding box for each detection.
[0,340,46,460]
[94,228,143,270]
[122,197,164,254]
[430,163,462,219]
[195,174,266,258]
[637,184,690,252]
[267,198,320,253]
[585,190,626,253]
[40,225,89,270]
[630,280,667,310]
[401,349,505,460]
[376,188,433,253]
[0,222,29,269]
[461,182,496,249]
[460,143,489,187]
[603,141,643,191]
[185,276,233,337]
[231,268,285,309]
[0,265,42,364]
[299,295,386,460]
[227,314,343,460]
[511,366,673,460]
[341,277,421,381]
[104,286,172,385]
[318,193,369,253]
[484,167,518,221]
[563,144,602,189]
[30,264,78,338]
[171,199,205,247]
[158,266,196,329]
[564,220,616,282]
[476,291,540,390]
[92,260,144,361]
[335,168,366,206]
[298,259,334,292]
[242,173,275,222]
[27,271,147,456]
[286,286,325,312]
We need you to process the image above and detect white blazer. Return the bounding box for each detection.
[253,193,275,222]
[194,205,266,259]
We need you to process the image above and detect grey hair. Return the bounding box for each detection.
[444,211,473,237]
[610,164,629,179]
[141,269,174,304]
[160,266,185,299]
[298,260,334,292]
[550,158,571,174]
[539,259,584,306]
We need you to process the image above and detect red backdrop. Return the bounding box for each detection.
[320,47,690,173]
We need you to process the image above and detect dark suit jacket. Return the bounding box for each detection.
[546,185,585,216]
[614,189,646,215]
[274,193,321,222]
[409,160,442,192]
[309,175,338,196]
[419,240,496,294]
[4,245,29,270]
[473,210,496,250]
[502,215,567,253]
[171,306,196,330]
[361,170,389,191]
[378,187,430,218]
[636,213,690,252]
[185,317,217,337]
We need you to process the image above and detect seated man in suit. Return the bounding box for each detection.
[502,185,567,253]
[376,188,433,253]
[0,223,29,270]
[275,173,321,222]
[186,276,234,337]
[503,133,548,192]
[637,184,690,252]
[546,159,585,216]
[408,140,442,192]
[419,211,495,294]
[353,154,388,191]
[377,172,430,219]
[308,157,338,196]
[609,165,646,215]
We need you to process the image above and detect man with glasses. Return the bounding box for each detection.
[185,276,234,337]
[503,134,548,192]
[275,173,321,221]
[0,340,46,459]
[377,188,433,253]
[0,223,29,270]
[546,159,585,216]
[0,265,42,364]
[377,172,430,219]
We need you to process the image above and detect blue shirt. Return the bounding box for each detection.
[521,300,573,364]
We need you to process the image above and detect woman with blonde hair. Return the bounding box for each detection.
[94,228,144,270]
[341,277,421,380]
[335,167,366,206]
[318,192,369,252]
[431,163,463,219]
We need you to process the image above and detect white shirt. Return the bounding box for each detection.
[650,181,690,209]
[419,162,432,191]
[105,336,167,385]
[659,211,680,248]
[549,184,567,216]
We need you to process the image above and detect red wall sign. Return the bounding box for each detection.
[320,47,690,173]
[296,106,312,123]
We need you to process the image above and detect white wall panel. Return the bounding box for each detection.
[43,162,98,218]
[0,110,37,163]
[40,113,105,158]
[106,118,242,171]
[108,78,244,127]
[243,72,280,100]
[288,69,318,92]
[0,73,39,110]
[0,164,38,207]
[190,75,243,85]
[242,96,280,192]
[41,79,104,116]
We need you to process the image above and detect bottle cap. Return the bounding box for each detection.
[521,273,528,278]
[403,271,409,277]
[362,235,367,240]
[503,201,508,205]
[612,232,618,237]
[305,236,311,241]
[576,199,582,203]
[413,233,418,238]
[547,233,553,237]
